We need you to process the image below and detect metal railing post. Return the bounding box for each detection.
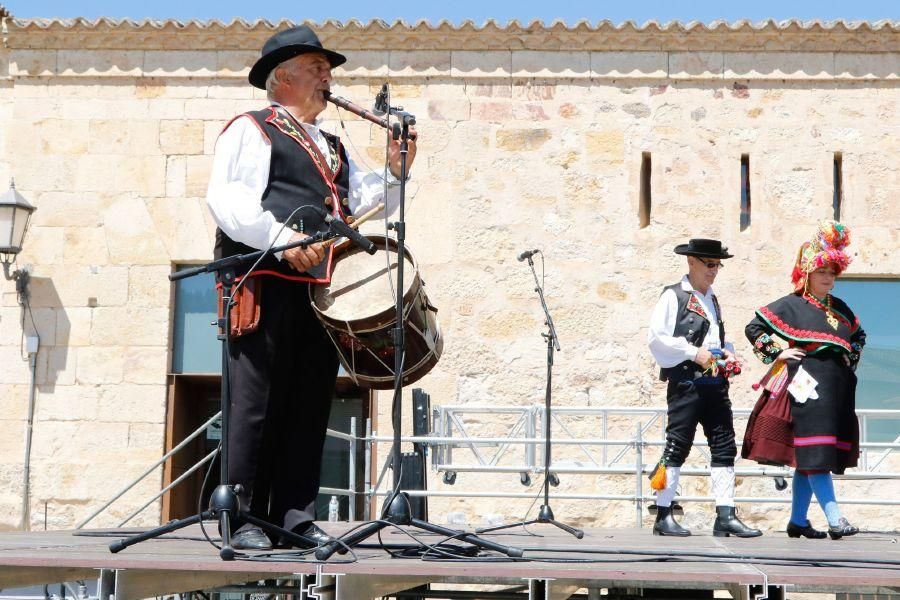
[635,422,643,528]
[349,416,357,522]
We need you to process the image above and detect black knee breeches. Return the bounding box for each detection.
[662,377,737,468]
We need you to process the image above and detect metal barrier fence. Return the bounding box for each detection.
[79,405,900,529]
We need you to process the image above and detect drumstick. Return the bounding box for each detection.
[323,202,385,247]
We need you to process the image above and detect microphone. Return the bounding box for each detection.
[313,207,377,255]
[373,83,388,116]
[517,249,540,262]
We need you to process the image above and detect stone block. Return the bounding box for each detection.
[389,51,452,77]
[0,385,29,420]
[511,51,590,79]
[89,119,161,156]
[585,129,625,160]
[184,98,260,120]
[43,346,77,386]
[57,50,144,77]
[835,53,900,80]
[103,194,170,265]
[591,52,668,79]
[90,307,169,346]
[123,346,168,384]
[145,98,187,120]
[32,191,104,227]
[335,50,389,78]
[451,51,512,78]
[10,50,58,77]
[725,52,834,80]
[165,156,187,198]
[146,197,214,262]
[97,384,167,423]
[11,155,76,191]
[35,384,98,422]
[75,346,125,384]
[204,120,227,154]
[25,226,64,265]
[185,155,214,198]
[63,227,109,265]
[669,52,724,79]
[10,118,90,156]
[0,346,32,384]
[128,422,165,450]
[127,265,175,311]
[495,128,552,152]
[144,51,218,77]
[27,265,128,309]
[159,120,204,156]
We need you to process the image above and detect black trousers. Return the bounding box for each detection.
[226,277,339,534]
[663,373,737,468]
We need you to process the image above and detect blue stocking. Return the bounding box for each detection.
[790,472,813,527]
[808,472,842,527]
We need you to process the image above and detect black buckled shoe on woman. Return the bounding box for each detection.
[786,520,827,539]
[828,517,859,540]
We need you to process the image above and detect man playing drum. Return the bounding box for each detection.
[206,24,417,551]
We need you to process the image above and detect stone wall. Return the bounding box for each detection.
[0,18,897,532]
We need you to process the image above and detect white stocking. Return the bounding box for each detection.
[656,466,680,507]
[711,466,735,507]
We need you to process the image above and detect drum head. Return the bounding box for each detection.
[313,237,417,324]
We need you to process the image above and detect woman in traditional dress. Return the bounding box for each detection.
[742,221,865,540]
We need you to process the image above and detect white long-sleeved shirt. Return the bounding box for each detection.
[206,107,402,259]
[647,275,735,368]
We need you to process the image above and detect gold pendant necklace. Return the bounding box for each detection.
[825,295,839,330]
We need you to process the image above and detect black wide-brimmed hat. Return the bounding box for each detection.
[248,25,347,90]
[674,238,734,259]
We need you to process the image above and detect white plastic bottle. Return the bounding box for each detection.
[328,495,339,522]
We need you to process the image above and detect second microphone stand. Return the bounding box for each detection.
[314,88,522,562]
[478,252,583,539]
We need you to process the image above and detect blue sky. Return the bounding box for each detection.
[7,0,899,24]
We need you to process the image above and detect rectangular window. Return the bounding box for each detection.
[639,152,651,228]
[740,154,751,231]
[171,267,221,374]
[832,279,900,444]
[833,152,843,221]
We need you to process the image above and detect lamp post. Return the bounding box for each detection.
[0,178,36,302]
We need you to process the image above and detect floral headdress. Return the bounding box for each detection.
[791,220,852,292]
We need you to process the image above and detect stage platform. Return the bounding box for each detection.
[0,523,897,600]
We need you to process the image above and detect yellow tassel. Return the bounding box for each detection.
[649,462,667,491]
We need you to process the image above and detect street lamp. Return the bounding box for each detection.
[0,178,36,299]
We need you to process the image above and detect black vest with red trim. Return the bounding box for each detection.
[213,106,351,283]
[658,282,726,381]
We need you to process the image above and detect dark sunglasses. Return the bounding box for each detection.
[693,258,724,269]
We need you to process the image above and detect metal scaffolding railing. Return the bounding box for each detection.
[80,405,900,530]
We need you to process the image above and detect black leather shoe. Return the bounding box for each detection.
[653,505,691,537]
[279,523,332,548]
[786,520,827,539]
[231,527,273,551]
[828,517,859,540]
[713,506,762,538]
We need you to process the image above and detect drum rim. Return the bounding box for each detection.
[311,234,423,329]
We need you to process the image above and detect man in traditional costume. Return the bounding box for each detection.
[647,239,762,537]
[206,25,416,550]
[743,221,864,540]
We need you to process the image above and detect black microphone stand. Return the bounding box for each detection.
[314,87,522,561]
[108,229,338,560]
[477,253,583,539]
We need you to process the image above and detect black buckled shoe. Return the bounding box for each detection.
[713,506,762,538]
[786,520,827,539]
[828,517,859,540]
[653,505,691,537]
[279,523,333,548]
[231,527,273,551]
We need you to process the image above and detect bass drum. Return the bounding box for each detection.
[311,235,442,389]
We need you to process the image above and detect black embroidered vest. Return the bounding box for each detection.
[658,282,726,381]
[213,106,351,283]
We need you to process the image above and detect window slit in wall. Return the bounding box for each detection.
[740,154,751,231]
[833,152,843,221]
[639,152,651,228]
